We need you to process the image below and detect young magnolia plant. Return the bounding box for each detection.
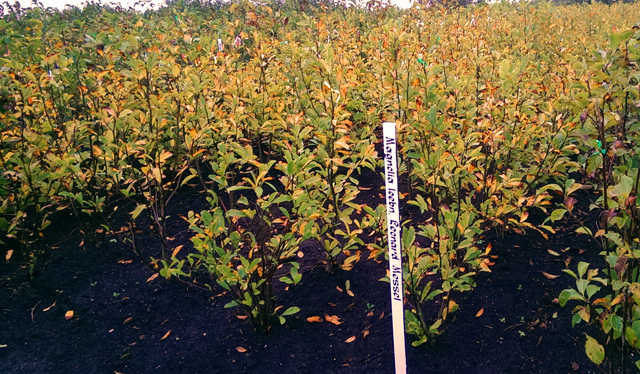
[187,144,314,333]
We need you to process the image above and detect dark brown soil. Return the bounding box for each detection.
[0,169,606,374]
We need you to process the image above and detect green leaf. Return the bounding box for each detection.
[585,334,605,365]
[281,306,300,317]
[131,204,146,219]
[558,288,584,307]
[578,262,589,278]
[575,227,593,236]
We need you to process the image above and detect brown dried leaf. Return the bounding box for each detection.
[118,260,133,265]
[571,362,580,372]
[147,273,159,283]
[64,310,74,320]
[565,197,577,212]
[160,330,171,341]
[363,330,370,338]
[236,315,248,320]
[171,245,184,258]
[42,302,56,312]
[5,249,13,261]
[236,346,247,353]
[475,308,485,318]
[307,316,323,323]
[324,314,342,325]
[345,336,356,343]
[123,317,134,325]
[542,272,560,280]
[346,290,354,297]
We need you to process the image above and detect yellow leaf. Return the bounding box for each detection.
[5,249,13,261]
[160,330,171,341]
[334,136,350,150]
[448,300,458,312]
[152,167,162,183]
[306,316,323,323]
[485,243,492,256]
[475,308,485,318]
[345,336,356,343]
[65,310,74,320]
[236,346,247,353]
[598,296,616,306]
[159,151,173,163]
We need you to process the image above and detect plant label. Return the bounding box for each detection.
[382,122,407,374]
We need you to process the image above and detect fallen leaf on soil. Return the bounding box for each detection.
[64,310,74,320]
[171,245,184,257]
[379,311,385,319]
[363,330,370,338]
[0,344,7,348]
[324,314,342,325]
[366,311,374,317]
[571,362,579,371]
[146,273,159,282]
[542,272,560,279]
[160,330,171,341]
[42,301,56,312]
[123,317,134,325]
[475,308,485,317]
[564,257,572,267]
[345,336,356,343]
[307,316,323,323]
[236,346,247,353]
[328,302,336,307]
[117,260,133,264]
[297,251,304,258]
[346,290,354,297]
[236,315,248,320]
[336,286,343,292]
[547,250,560,256]
[5,249,13,261]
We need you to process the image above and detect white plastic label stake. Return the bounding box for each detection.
[382,122,407,374]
